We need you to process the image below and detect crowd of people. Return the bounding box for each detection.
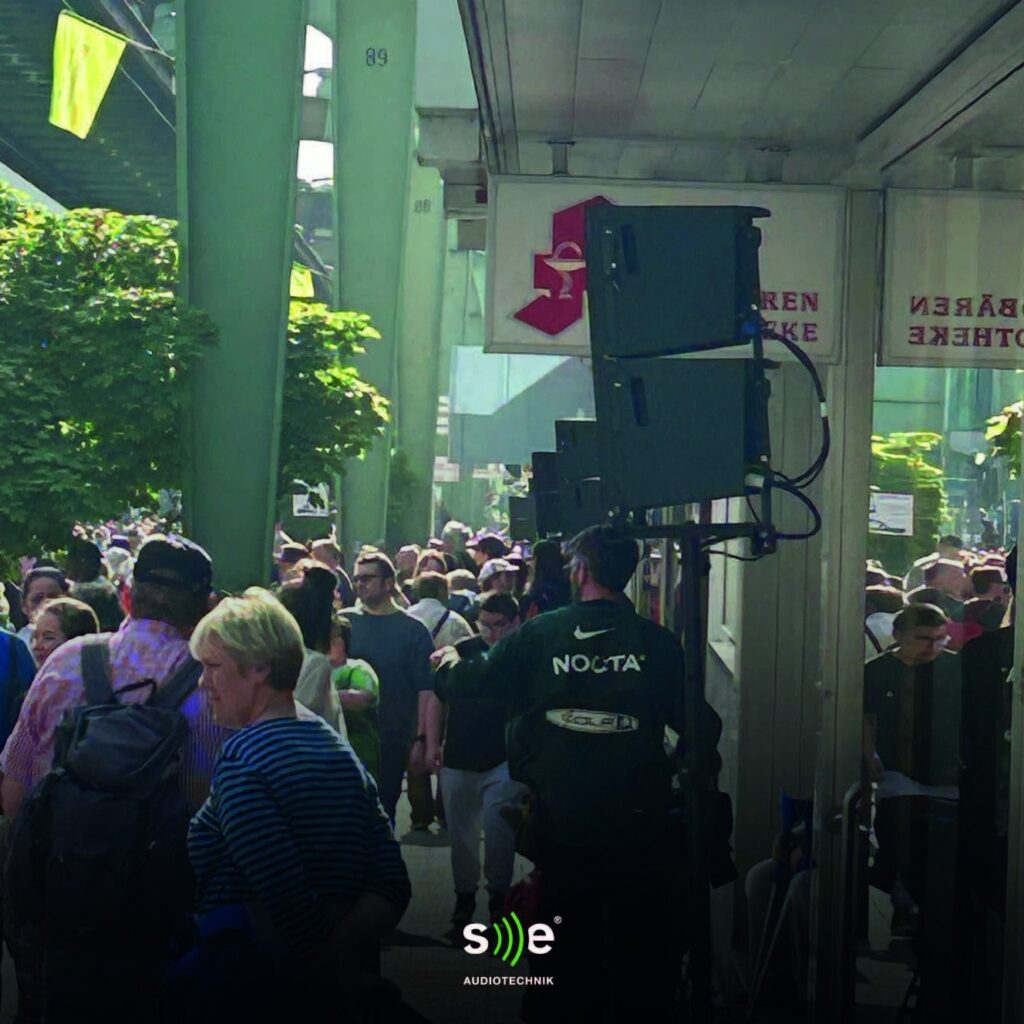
[741,533,1017,1019]
[863,533,1012,656]
[5,508,1018,1022]
[5,517,695,1022]
[858,533,1016,1022]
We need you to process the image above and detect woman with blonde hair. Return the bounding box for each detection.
[169,588,410,1021]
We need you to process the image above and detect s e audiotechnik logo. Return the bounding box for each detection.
[462,912,559,987]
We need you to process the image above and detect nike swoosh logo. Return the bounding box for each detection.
[573,626,615,641]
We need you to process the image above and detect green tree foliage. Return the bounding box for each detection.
[0,186,213,561]
[280,302,389,492]
[869,432,948,573]
[0,184,387,568]
[982,400,1023,479]
[385,447,418,549]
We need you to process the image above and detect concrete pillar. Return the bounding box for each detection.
[732,361,824,878]
[809,190,881,1020]
[394,162,446,542]
[333,0,416,554]
[176,0,305,590]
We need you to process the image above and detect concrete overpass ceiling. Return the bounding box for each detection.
[879,67,1024,189]
[460,0,1024,187]
[0,0,175,215]
[307,0,334,36]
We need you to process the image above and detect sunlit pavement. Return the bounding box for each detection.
[383,790,533,1024]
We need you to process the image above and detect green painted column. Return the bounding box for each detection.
[177,0,306,590]
[395,162,446,542]
[333,0,416,554]
[438,245,488,527]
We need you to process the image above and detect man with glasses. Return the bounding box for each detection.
[342,553,434,824]
[862,601,961,1016]
[863,603,956,790]
[425,593,525,927]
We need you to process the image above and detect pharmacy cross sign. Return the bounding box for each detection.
[512,195,611,337]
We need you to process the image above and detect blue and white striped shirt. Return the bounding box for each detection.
[188,716,411,954]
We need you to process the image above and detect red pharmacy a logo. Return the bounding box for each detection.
[513,196,611,337]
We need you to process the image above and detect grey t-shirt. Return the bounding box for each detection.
[341,608,434,742]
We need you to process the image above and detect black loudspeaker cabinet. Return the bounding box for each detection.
[560,479,606,536]
[555,419,600,485]
[585,204,768,357]
[508,495,537,540]
[530,448,606,537]
[554,420,607,534]
[591,356,769,511]
[530,452,561,537]
[531,451,559,495]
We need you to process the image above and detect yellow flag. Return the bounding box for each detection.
[290,263,315,299]
[49,11,127,139]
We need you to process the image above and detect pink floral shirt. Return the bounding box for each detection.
[1,617,193,791]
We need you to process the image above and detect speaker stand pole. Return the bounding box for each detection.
[633,517,767,1023]
[680,520,713,1022]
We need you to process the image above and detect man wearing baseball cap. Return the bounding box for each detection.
[2,534,219,821]
[477,558,518,595]
[466,532,509,568]
[274,541,310,582]
[1,535,223,1022]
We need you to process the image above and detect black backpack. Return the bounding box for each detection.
[7,636,202,950]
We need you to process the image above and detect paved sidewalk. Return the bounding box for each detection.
[383,792,534,1024]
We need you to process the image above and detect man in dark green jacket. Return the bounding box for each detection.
[434,524,689,1022]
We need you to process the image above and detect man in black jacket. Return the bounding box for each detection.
[427,592,525,927]
[434,525,691,1022]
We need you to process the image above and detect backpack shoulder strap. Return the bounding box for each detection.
[148,657,203,711]
[79,637,114,705]
[431,609,451,640]
[865,624,883,655]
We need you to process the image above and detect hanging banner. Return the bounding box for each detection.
[486,176,846,362]
[289,263,315,299]
[883,190,1024,368]
[49,11,127,140]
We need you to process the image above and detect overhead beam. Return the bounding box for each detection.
[841,2,1024,185]
[457,0,519,172]
[94,0,175,106]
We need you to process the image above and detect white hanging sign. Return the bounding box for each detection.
[292,484,330,518]
[869,492,914,537]
[883,190,1024,368]
[486,176,846,363]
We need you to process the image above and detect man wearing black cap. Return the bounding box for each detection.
[434,523,690,1022]
[2,533,220,820]
[1,535,223,1023]
[467,531,508,569]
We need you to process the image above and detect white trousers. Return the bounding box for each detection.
[441,762,528,895]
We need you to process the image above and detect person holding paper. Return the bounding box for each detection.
[862,602,962,1021]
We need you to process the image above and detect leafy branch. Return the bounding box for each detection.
[0,183,388,565]
[982,401,1023,479]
